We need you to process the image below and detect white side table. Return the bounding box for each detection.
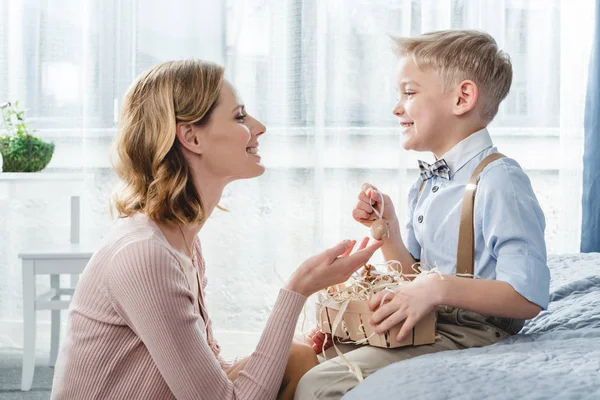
[0,173,85,244]
[0,173,93,391]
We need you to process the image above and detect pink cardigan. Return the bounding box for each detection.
[51,213,306,399]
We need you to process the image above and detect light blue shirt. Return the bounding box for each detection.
[404,128,551,309]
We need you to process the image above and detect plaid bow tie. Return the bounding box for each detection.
[418,159,450,181]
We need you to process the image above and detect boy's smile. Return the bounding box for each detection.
[393,57,453,157]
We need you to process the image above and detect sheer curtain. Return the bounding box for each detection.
[0,0,594,350]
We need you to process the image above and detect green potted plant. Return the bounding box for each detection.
[0,101,54,172]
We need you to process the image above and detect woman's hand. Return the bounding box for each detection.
[303,239,377,354]
[286,237,383,297]
[368,273,441,342]
[352,183,399,228]
[305,327,333,354]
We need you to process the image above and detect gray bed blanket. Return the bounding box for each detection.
[343,254,600,400]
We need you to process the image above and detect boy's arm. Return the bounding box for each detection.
[474,159,550,313]
[433,160,550,320]
[369,272,540,340]
[439,159,549,319]
[383,180,421,276]
[431,275,541,319]
[382,219,418,275]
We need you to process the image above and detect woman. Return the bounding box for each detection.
[50,59,382,400]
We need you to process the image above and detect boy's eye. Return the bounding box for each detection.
[403,92,415,97]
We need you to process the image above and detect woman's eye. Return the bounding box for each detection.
[236,114,247,122]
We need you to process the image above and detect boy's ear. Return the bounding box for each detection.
[176,122,204,155]
[453,80,479,116]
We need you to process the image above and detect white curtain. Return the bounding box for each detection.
[0,0,594,350]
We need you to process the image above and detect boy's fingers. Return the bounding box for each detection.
[358,191,382,212]
[355,199,374,213]
[397,317,416,342]
[370,301,398,326]
[374,309,407,334]
[360,183,378,195]
[357,191,373,204]
[369,291,383,311]
[352,209,371,222]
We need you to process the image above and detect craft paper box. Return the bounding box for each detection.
[316,294,437,348]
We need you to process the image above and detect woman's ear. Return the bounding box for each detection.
[176,122,203,154]
[453,80,479,116]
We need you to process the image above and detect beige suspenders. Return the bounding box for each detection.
[418,153,506,277]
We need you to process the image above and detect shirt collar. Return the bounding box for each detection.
[438,128,493,176]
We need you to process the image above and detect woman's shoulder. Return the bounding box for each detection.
[96,216,195,301]
[93,214,183,279]
[99,214,161,252]
[71,215,185,311]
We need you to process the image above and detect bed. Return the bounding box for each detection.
[343,254,600,399]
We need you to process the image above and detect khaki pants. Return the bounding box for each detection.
[294,307,523,400]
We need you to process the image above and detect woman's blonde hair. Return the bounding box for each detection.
[112,59,224,225]
[391,30,512,121]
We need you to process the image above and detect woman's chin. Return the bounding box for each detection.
[254,164,266,177]
[242,164,266,180]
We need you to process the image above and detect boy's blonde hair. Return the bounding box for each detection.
[392,30,512,121]
[112,59,224,225]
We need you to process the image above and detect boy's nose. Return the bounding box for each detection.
[392,102,404,117]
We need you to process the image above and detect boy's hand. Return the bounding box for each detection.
[306,327,333,354]
[352,183,398,228]
[368,273,442,342]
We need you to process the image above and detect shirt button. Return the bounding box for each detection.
[418,215,423,223]
[432,186,439,193]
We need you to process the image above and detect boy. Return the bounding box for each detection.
[297,30,550,399]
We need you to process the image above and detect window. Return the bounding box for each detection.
[0,0,593,338]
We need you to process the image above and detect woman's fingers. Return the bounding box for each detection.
[312,333,333,354]
[356,237,370,251]
[323,333,333,349]
[339,240,357,258]
[334,240,383,276]
[311,332,324,346]
[353,239,383,261]
[306,327,319,344]
[325,240,355,262]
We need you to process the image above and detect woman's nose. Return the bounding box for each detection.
[251,116,266,137]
